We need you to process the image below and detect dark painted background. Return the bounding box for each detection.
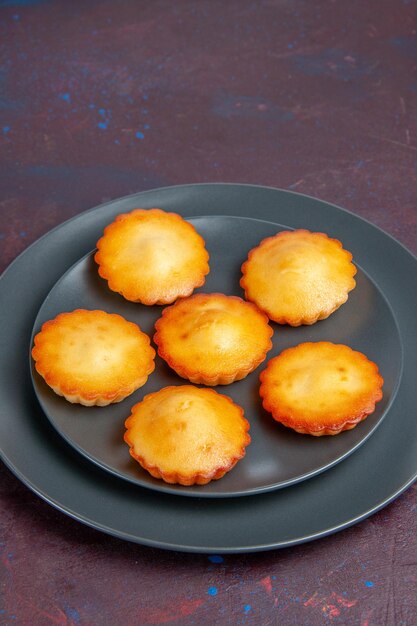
[1,1,416,624]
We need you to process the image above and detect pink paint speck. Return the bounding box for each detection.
[259,575,273,594]
[304,591,357,620]
[332,592,357,608]
[322,603,341,618]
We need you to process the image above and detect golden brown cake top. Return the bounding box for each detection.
[124,385,251,485]
[154,293,273,385]
[95,208,210,305]
[260,342,383,435]
[241,229,357,325]
[32,309,155,406]
[125,385,250,485]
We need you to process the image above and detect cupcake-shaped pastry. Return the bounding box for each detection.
[95,208,210,305]
[124,385,251,485]
[260,342,383,436]
[32,309,155,406]
[154,293,273,385]
[240,229,357,325]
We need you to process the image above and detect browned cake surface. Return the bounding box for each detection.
[241,230,357,325]
[95,208,210,305]
[154,293,273,385]
[124,385,251,485]
[32,309,155,406]
[260,342,383,435]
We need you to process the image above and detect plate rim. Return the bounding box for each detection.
[1,182,416,553]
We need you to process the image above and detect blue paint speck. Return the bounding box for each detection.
[143,94,149,100]
[98,122,108,130]
[208,586,218,596]
[365,581,374,587]
[244,605,252,613]
[13,14,20,20]
[135,131,145,139]
[288,42,294,49]
[19,231,27,237]
[3,126,11,134]
[114,139,120,145]
[63,605,82,626]
[208,555,224,563]
[144,123,151,129]
[1,0,47,5]
[98,108,106,117]
[391,36,417,59]
[88,103,95,109]
[59,93,70,102]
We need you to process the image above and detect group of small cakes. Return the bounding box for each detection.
[32,208,384,486]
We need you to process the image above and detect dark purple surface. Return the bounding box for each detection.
[1,1,416,624]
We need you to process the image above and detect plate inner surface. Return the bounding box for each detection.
[31,216,401,498]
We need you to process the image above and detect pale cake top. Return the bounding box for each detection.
[241,229,357,326]
[124,385,251,485]
[260,342,383,435]
[32,309,155,406]
[154,293,273,385]
[95,208,210,305]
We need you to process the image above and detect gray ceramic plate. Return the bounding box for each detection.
[31,216,398,498]
[1,184,416,552]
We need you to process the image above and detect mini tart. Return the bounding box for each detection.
[124,385,251,485]
[94,208,210,305]
[240,229,357,325]
[259,342,383,436]
[154,293,273,385]
[32,309,155,406]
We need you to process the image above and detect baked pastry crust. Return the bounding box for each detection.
[259,342,383,436]
[94,208,209,305]
[32,309,155,406]
[124,385,251,485]
[240,229,357,325]
[154,293,273,385]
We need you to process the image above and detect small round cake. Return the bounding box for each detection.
[124,385,251,485]
[154,293,273,385]
[240,229,357,325]
[94,208,210,305]
[259,342,383,435]
[32,309,155,406]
